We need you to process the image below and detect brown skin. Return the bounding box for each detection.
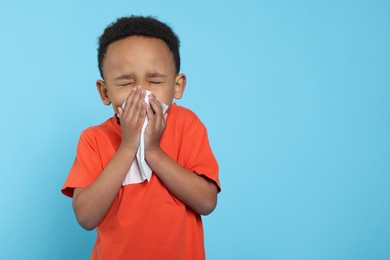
[72,36,218,230]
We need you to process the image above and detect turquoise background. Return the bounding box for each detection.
[1,0,389,259]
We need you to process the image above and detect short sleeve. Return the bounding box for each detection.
[180,116,221,192]
[61,129,103,197]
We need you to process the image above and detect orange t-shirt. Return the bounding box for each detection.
[62,103,220,260]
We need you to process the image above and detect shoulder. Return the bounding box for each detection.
[79,116,119,143]
[168,103,207,136]
[169,103,203,125]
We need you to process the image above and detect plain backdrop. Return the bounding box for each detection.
[1,0,389,259]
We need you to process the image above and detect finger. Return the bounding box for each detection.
[138,101,147,124]
[118,106,123,119]
[149,96,162,127]
[125,86,144,120]
[146,103,156,131]
[148,95,162,115]
[132,89,146,120]
[161,112,167,129]
[122,86,138,118]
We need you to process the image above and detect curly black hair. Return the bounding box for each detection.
[97,16,181,79]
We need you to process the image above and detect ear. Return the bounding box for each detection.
[174,73,186,100]
[96,80,111,106]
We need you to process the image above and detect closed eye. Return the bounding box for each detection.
[117,82,134,87]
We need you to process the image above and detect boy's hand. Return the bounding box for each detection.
[117,86,147,151]
[144,94,166,153]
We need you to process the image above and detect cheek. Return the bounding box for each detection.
[113,90,132,104]
[157,92,174,105]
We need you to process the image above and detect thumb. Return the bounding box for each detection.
[118,107,123,118]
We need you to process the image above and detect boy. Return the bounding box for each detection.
[61,16,220,260]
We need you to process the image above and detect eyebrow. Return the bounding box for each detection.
[114,72,166,81]
[146,72,166,78]
[114,73,135,81]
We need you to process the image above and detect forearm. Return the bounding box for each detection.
[72,145,136,230]
[146,148,218,215]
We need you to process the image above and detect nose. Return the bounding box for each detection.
[138,85,153,95]
[136,84,146,90]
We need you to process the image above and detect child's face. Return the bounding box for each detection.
[96,36,185,114]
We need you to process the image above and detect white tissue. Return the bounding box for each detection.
[120,90,169,186]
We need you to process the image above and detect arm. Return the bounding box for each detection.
[73,87,147,230]
[73,147,136,230]
[145,96,218,215]
[146,149,218,215]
